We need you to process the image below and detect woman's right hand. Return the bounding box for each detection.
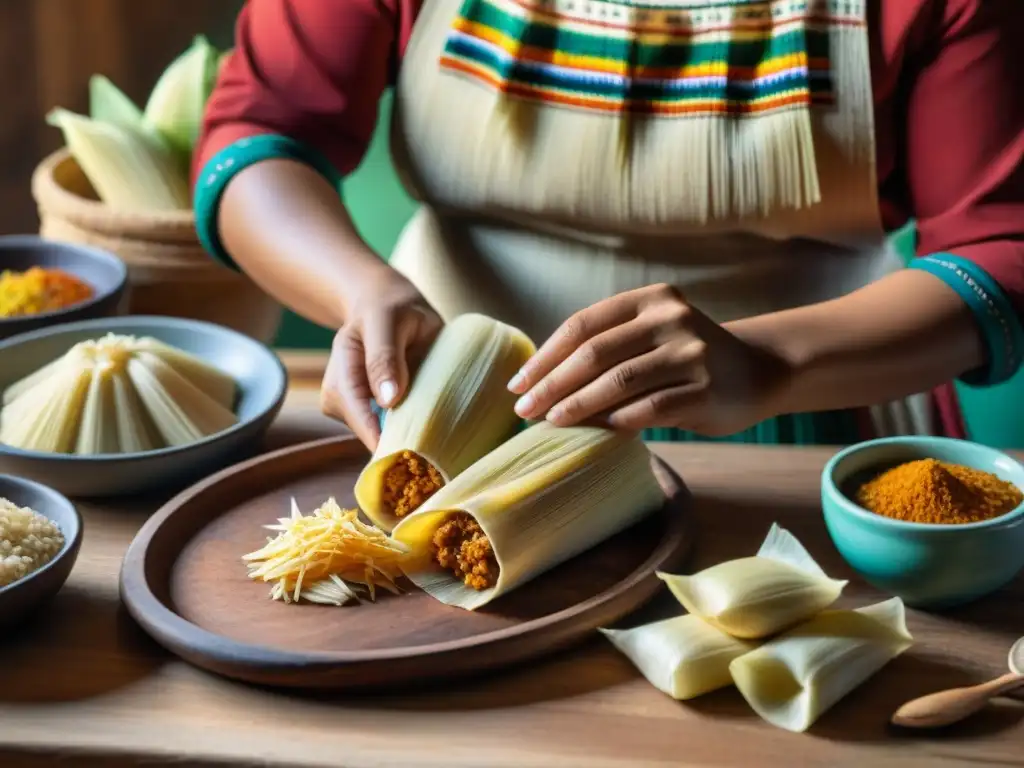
[320,267,443,451]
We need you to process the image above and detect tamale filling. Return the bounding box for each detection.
[381,451,444,518]
[431,512,499,590]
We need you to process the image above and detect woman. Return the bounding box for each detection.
[194,0,1023,451]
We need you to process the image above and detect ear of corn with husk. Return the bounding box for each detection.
[0,334,237,455]
[729,597,913,732]
[354,313,535,532]
[657,524,848,639]
[390,420,665,611]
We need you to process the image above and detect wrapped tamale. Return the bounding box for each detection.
[390,421,665,611]
[354,313,535,532]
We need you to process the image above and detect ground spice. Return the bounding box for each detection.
[855,458,1023,525]
[0,266,93,318]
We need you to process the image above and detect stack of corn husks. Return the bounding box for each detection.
[46,36,228,213]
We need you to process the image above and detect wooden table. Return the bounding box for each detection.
[2,367,1022,768]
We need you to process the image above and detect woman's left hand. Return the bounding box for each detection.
[507,284,791,436]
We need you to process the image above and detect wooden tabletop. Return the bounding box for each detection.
[2,363,1022,768]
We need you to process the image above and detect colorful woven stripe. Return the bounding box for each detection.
[439,0,864,117]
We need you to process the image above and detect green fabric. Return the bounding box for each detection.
[909,254,1023,387]
[643,409,861,445]
[194,134,342,270]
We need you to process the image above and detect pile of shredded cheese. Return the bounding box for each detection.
[243,497,409,606]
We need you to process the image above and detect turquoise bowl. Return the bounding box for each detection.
[822,436,1024,610]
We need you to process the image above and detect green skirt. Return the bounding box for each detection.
[643,410,861,445]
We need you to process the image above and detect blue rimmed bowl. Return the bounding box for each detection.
[0,235,128,340]
[0,474,83,629]
[822,436,1024,610]
[0,315,287,498]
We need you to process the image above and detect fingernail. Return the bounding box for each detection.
[507,371,526,393]
[547,407,566,426]
[514,393,535,417]
[378,380,397,406]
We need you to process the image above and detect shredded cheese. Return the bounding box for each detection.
[243,497,409,606]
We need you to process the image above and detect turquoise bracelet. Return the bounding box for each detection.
[193,134,342,270]
[909,254,1023,387]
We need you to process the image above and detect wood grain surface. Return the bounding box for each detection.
[1,379,1022,767]
[119,436,692,689]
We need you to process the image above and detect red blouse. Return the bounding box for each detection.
[197,0,1024,316]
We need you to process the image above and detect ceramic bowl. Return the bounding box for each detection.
[0,235,128,340]
[0,474,83,628]
[0,315,288,498]
[822,436,1024,609]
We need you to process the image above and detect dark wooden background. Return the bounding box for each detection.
[0,0,242,237]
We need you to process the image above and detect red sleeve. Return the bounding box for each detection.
[194,0,419,181]
[898,0,1024,316]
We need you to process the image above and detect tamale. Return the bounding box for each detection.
[354,313,535,532]
[729,598,913,732]
[390,421,665,611]
[657,524,847,639]
[600,614,759,700]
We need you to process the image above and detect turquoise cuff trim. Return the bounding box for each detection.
[193,134,343,270]
[909,254,1024,387]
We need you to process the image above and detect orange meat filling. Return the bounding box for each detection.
[431,512,499,591]
[381,451,444,519]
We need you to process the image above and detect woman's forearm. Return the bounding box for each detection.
[219,158,390,329]
[725,269,986,415]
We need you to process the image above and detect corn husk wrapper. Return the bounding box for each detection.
[658,524,847,639]
[354,313,535,532]
[390,421,665,611]
[0,334,237,455]
[729,597,913,732]
[600,614,759,700]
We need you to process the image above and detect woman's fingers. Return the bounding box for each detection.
[606,383,708,432]
[508,294,640,396]
[514,319,655,419]
[545,342,707,426]
[322,328,382,450]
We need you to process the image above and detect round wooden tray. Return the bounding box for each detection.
[120,435,694,690]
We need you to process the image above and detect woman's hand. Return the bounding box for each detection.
[507,284,791,436]
[321,268,443,450]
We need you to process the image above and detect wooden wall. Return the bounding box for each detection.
[0,0,242,237]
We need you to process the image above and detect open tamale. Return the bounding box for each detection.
[354,313,535,532]
[390,421,665,611]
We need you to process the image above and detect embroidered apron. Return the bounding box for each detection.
[387,0,932,437]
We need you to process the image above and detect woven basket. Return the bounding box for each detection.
[31,149,282,344]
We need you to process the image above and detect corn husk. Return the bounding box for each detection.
[657,524,847,639]
[46,108,191,211]
[390,421,665,611]
[600,614,759,700]
[144,34,220,166]
[729,598,913,732]
[0,334,237,456]
[88,75,170,152]
[354,313,535,532]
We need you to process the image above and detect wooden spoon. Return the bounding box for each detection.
[892,637,1024,729]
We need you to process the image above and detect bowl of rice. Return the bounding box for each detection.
[0,474,82,628]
